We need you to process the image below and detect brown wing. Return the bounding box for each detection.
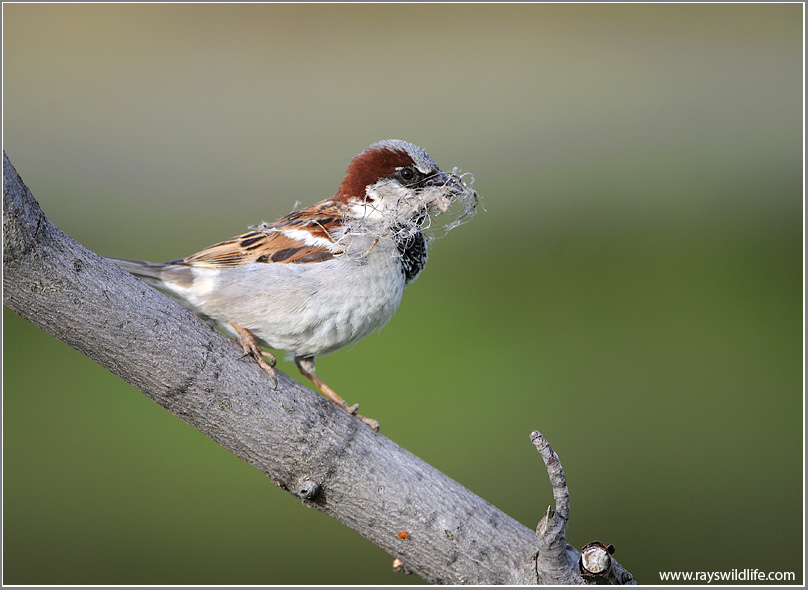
[182,199,346,268]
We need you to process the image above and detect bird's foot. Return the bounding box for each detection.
[355,414,380,432]
[295,356,380,432]
[231,323,278,387]
[343,403,379,431]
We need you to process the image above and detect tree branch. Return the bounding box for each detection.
[3,150,634,585]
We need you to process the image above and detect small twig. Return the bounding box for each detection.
[530,430,570,521]
[530,431,637,585]
[531,431,581,584]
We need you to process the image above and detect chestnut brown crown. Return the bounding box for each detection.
[336,140,439,200]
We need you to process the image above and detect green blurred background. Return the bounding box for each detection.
[3,3,803,585]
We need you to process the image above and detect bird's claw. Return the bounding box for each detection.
[357,414,380,432]
[232,323,278,387]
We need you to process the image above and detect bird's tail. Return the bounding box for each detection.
[106,256,193,292]
[106,256,167,279]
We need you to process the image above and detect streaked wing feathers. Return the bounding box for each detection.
[183,199,349,268]
[183,229,337,267]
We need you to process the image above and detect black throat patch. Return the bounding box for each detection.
[395,230,428,284]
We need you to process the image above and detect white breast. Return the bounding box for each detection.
[177,236,407,358]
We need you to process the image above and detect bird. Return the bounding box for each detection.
[108,139,478,431]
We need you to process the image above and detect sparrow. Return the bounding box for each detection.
[108,139,478,431]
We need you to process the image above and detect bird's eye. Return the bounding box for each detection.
[399,167,415,182]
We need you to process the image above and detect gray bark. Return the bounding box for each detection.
[3,150,634,585]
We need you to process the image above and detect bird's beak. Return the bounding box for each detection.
[424,172,466,212]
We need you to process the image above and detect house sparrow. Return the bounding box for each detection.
[109,139,478,431]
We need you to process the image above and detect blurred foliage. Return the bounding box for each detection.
[2,3,803,585]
